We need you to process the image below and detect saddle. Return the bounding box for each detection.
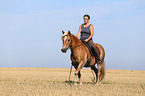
[81,39,100,56]
[81,39,101,65]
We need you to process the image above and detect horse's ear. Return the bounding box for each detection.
[68,30,71,35]
[62,30,65,34]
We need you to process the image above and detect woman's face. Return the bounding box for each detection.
[84,16,89,24]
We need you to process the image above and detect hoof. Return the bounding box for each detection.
[96,82,101,86]
[91,78,96,83]
[74,83,78,85]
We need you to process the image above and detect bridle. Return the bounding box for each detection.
[62,34,84,50]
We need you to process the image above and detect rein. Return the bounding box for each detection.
[70,43,84,50]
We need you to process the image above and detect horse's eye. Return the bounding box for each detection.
[68,39,70,41]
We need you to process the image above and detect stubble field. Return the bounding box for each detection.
[0,67,144,96]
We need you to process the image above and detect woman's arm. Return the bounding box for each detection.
[84,25,94,42]
[76,25,82,38]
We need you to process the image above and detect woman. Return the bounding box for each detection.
[76,14,101,63]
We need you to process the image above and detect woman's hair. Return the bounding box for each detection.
[83,14,90,19]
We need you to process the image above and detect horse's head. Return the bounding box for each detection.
[61,30,72,53]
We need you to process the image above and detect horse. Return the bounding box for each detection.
[61,30,105,85]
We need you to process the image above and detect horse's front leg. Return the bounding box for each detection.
[74,71,82,85]
[78,71,82,85]
[74,61,85,85]
[74,73,78,85]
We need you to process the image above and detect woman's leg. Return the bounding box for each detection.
[88,40,101,63]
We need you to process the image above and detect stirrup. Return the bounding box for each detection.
[97,59,102,64]
[95,57,102,64]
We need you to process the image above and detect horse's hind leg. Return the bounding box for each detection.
[91,65,98,83]
[97,63,102,85]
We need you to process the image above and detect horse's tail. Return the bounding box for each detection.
[100,59,105,81]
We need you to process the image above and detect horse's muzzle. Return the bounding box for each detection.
[61,48,68,53]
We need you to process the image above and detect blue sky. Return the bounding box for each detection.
[0,0,145,70]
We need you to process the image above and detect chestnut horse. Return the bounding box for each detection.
[61,30,105,85]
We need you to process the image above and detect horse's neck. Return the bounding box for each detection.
[71,34,82,47]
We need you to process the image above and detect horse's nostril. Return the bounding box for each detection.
[61,48,65,53]
[61,48,67,53]
[61,49,64,52]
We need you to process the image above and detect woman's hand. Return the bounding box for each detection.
[84,39,89,42]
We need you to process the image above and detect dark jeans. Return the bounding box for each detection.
[88,39,100,58]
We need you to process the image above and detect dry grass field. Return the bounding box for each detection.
[0,67,144,96]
